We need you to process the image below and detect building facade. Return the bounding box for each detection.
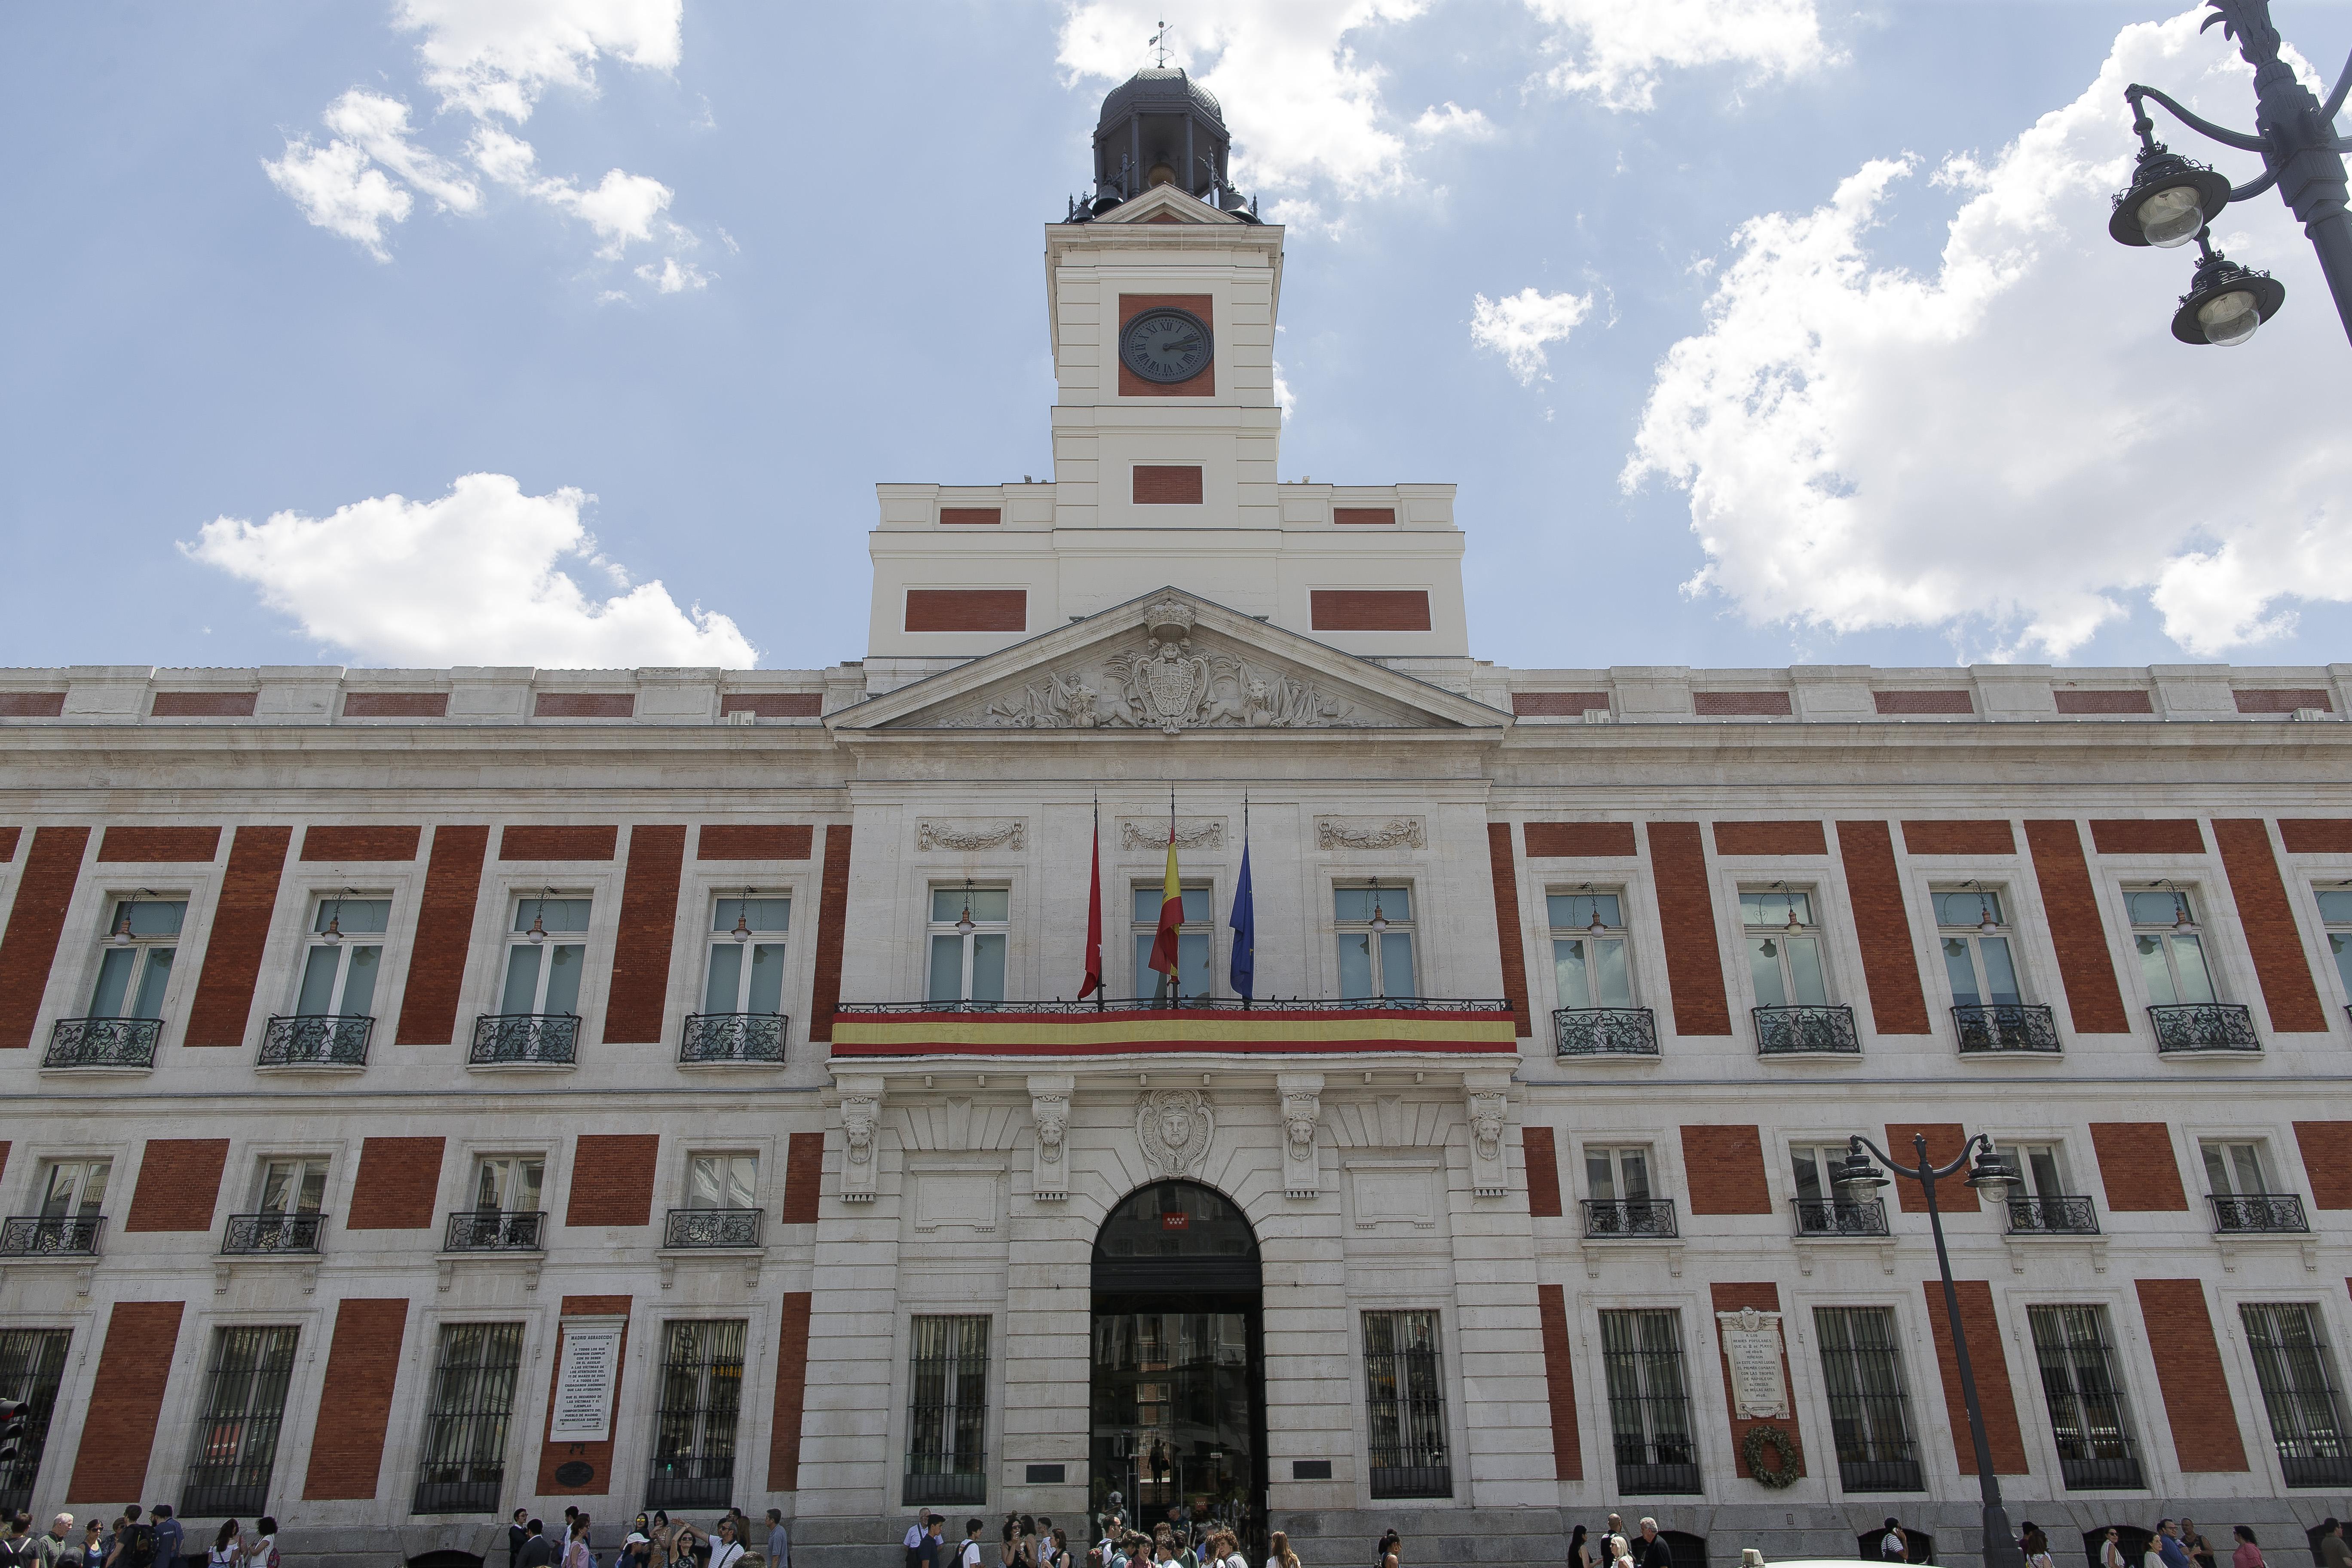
[7,66,2352,1568]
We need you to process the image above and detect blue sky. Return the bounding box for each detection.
[5,1,2349,676]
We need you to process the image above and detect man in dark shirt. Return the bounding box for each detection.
[510,1513,532,1568]
[518,1521,557,1568]
[1638,1519,1673,1568]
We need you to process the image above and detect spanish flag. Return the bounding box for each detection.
[1146,821,1183,986]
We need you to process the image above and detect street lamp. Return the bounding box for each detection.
[2106,0,2352,346]
[1837,1131,2024,1568]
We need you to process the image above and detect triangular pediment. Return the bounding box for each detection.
[832,589,1506,735]
[1096,184,1240,225]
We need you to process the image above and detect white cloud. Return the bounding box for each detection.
[394,0,683,122]
[636,255,708,292]
[1412,101,1493,138]
[265,137,412,259]
[1470,286,1595,384]
[1528,0,1833,111]
[542,167,674,257]
[320,90,481,211]
[184,473,755,668]
[1621,9,2350,659]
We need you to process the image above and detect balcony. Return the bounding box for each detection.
[2006,1195,2101,1235]
[222,1212,325,1255]
[258,1014,373,1068]
[0,1216,103,1256]
[2055,1439,2144,1491]
[1953,1003,2061,1054]
[469,1012,578,1066]
[680,1011,787,1064]
[1583,1198,1678,1239]
[1754,1004,1860,1055]
[1554,1007,1659,1058]
[1795,1198,1889,1238]
[664,1208,763,1249]
[2150,1003,2259,1053]
[443,1210,545,1252]
[43,1016,161,1069]
[2209,1193,2308,1234]
[830,996,1519,1059]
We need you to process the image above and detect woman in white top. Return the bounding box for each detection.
[560,1522,594,1568]
[1609,1537,1634,1568]
[207,1524,241,1568]
[677,1519,746,1568]
[2102,1531,2129,1568]
[1267,1531,1299,1568]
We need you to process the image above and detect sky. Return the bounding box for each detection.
[4,0,2351,677]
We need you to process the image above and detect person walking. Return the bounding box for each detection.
[1376,1530,1401,1568]
[37,1518,74,1568]
[2159,1522,2194,1568]
[79,1524,104,1568]
[675,1519,744,1568]
[244,1521,279,1568]
[202,1524,236,1568]
[2024,1527,2057,1568]
[1606,1537,1632,1568]
[151,1511,181,1568]
[2100,1531,2127,1568]
[111,1508,155,1568]
[2318,1522,2349,1568]
[1879,1521,1908,1564]
[1265,1533,1298,1568]
[2179,1523,2215,1568]
[518,1522,556,1568]
[511,1513,532,1568]
[3,1515,37,1568]
[958,1522,988,1568]
[1637,1521,1672,1568]
[2231,1530,2262,1568]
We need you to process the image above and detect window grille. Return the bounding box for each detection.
[1599,1308,1701,1494]
[0,1329,71,1516]
[2026,1305,2142,1489]
[1362,1310,1451,1498]
[2240,1303,2352,1487]
[411,1322,524,1515]
[903,1315,990,1506]
[647,1319,747,1509]
[183,1326,300,1517]
[1813,1307,1922,1492]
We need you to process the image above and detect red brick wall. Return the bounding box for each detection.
[1839,821,1930,1034]
[1921,1280,2028,1474]
[185,825,292,1047]
[0,693,65,717]
[1536,1283,1582,1481]
[1645,822,1730,1035]
[1308,590,1430,631]
[720,694,822,719]
[1118,294,1214,396]
[536,1296,631,1496]
[1712,1282,1806,1481]
[342,692,448,718]
[567,1134,658,1226]
[0,825,89,1048]
[1133,466,1205,504]
[808,825,853,1042]
[2236,689,2331,713]
[1511,692,1610,717]
[1485,822,1532,1037]
[346,1137,445,1229]
[2279,820,2352,854]
[499,825,618,861]
[2296,1123,2352,1208]
[904,589,1026,633]
[299,825,421,861]
[938,508,1001,525]
[2089,818,2206,855]
[780,1131,824,1224]
[2089,1122,2187,1211]
[2135,1278,2249,1472]
[1901,821,2016,856]
[2024,820,2129,1032]
[1694,691,1791,717]
[1523,1125,1562,1218]
[0,828,16,862]
[97,826,221,862]
[767,1292,815,1491]
[152,691,255,717]
[2055,689,2151,714]
[1884,1124,1978,1212]
[302,1298,409,1498]
[1681,1125,1774,1214]
[1874,691,1974,714]
[124,1138,229,1231]
[395,824,489,1046]
[1524,822,1638,858]
[534,693,634,719]
[1333,507,1395,526]
[2214,819,2328,1032]
[603,825,686,1045]
[66,1301,184,1503]
[1712,821,1827,856]
[698,824,814,861]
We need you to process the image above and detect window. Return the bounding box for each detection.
[2027,1305,2143,1489]
[35,1160,110,1219]
[928,886,1008,1004]
[1549,891,1632,1008]
[471,1155,543,1214]
[1934,888,2022,1006]
[2126,887,2217,1005]
[1362,1310,1452,1498]
[183,1325,300,1516]
[703,895,790,1016]
[500,896,591,1017]
[0,1329,71,1516]
[1587,1145,1654,1205]
[686,1154,756,1210]
[89,896,185,1019]
[2202,1138,2275,1198]
[648,1319,747,1508]
[2240,1303,2352,1487]
[1813,1307,1922,1492]
[1999,1142,2096,1233]
[1133,884,1214,1002]
[903,1315,990,1505]
[1335,884,1415,1000]
[257,1158,328,1216]
[1599,1308,1700,1493]
[2318,888,2352,999]
[293,895,391,1017]
[1790,1144,1883,1235]
[1742,888,1827,1006]
[412,1322,524,1514]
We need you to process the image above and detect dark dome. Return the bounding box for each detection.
[1096,67,1225,130]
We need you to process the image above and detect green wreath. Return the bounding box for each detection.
[1741,1423,1802,1488]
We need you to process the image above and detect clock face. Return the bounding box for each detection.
[1120,307,1213,385]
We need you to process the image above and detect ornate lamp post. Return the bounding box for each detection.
[2107,0,2352,346]
[1836,1131,2024,1568]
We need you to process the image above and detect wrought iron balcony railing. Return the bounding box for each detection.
[2209,1193,2308,1233]
[2056,1439,2144,1491]
[664,1208,763,1249]
[1553,1007,1659,1057]
[836,996,1512,1015]
[44,1016,162,1069]
[1953,1003,2061,1053]
[2006,1195,2101,1235]
[1794,1198,1889,1237]
[680,1011,787,1063]
[2150,1003,2260,1053]
[222,1212,325,1255]
[469,1012,579,1066]
[1582,1198,1678,1239]
[258,1013,373,1067]
[443,1209,545,1252]
[1754,1004,1861,1054]
[0,1216,103,1256]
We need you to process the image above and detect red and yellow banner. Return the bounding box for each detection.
[830,1006,1519,1057]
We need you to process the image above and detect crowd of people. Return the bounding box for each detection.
[503,1507,789,1568]
[0,1507,245,1568]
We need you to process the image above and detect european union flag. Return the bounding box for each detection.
[1228,835,1256,999]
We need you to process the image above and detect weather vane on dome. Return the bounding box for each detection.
[1148,17,1171,69]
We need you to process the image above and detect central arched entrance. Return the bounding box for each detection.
[1090,1180,1266,1556]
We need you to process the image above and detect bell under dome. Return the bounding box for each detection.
[1089,66,1237,210]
